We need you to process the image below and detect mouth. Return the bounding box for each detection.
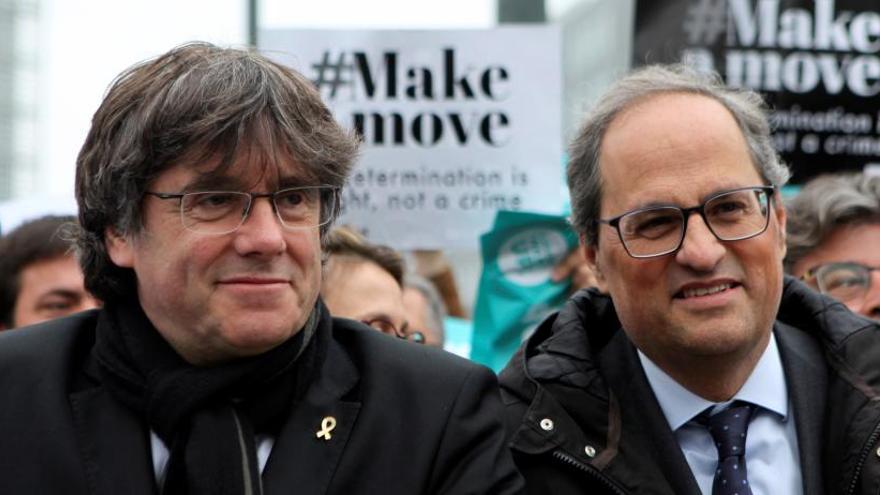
[674,281,740,300]
[218,276,290,285]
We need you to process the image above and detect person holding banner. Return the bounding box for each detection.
[785,172,880,321]
[0,42,523,494]
[499,64,880,494]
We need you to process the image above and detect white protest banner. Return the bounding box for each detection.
[260,27,563,249]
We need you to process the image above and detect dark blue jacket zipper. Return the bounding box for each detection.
[552,450,626,495]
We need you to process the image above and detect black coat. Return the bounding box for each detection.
[0,308,524,494]
[499,276,880,494]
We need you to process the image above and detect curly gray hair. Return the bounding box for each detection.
[784,172,880,273]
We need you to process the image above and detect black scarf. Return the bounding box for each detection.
[94,296,329,495]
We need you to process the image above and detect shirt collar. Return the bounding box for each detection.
[638,331,789,431]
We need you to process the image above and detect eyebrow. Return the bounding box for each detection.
[180,175,247,193]
[628,185,757,212]
[36,289,81,301]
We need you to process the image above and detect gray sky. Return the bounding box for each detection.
[38,0,499,200]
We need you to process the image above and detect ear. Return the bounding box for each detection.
[105,227,135,268]
[774,198,787,258]
[581,234,609,293]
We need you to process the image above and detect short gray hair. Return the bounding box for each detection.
[568,64,790,245]
[785,172,880,272]
[74,42,359,302]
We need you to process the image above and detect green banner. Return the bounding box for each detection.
[471,210,578,372]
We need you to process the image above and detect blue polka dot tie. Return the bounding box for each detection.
[705,402,755,495]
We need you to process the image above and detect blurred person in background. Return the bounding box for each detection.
[0,215,100,330]
[0,42,522,494]
[322,226,423,342]
[785,172,880,320]
[402,273,446,347]
[410,249,467,318]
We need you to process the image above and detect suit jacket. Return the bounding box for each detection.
[498,276,880,494]
[0,308,524,494]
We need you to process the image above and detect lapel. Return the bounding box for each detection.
[601,331,703,495]
[261,334,362,495]
[774,321,828,495]
[69,355,157,495]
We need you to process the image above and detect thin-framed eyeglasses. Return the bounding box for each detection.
[596,186,776,259]
[361,317,425,344]
[144,185,339,235]
[800,262,880,302]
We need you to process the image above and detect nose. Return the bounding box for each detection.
[674,213,725,272]
[857,270,880,320]
[232,196,286,257]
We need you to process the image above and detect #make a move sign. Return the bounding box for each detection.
[261,27,563,249]
[635,0,880,183]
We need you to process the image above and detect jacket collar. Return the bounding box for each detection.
[500,275,880,494]
[499,287,623,472]
[502,275,875,406]
[261,319,361,494]
[71,308,363,495]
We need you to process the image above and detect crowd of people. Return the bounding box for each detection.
[0,41,879,494]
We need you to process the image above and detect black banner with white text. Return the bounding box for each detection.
[635,0,880,183]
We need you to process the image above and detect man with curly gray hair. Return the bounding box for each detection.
[500,64,880,494]
[0,42,522,494]
[785,172,880,320]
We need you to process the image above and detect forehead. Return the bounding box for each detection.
[328,256,399,287]
[152,144,313,191]
[19,255,84,292]
[793,223,880,276]
[324,257,404,313]
[598,93,762,212]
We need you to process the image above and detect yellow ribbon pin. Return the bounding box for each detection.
[316,416,337,440]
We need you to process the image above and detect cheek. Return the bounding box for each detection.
[287,234,323,284]
[187,238,225,266]
[600,248,663,295]
[746,237,785,280]
[294,233,322,263]
[138,237,215,295]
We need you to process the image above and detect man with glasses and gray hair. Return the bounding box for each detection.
[500,64,880,494]
[785,172,880,320]
[0,42,523,494]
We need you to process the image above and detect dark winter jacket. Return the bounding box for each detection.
[499,276,880,494]
[0,305,524,494]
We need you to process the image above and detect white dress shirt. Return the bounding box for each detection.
[638,333,803,495]
[150,431,275,487]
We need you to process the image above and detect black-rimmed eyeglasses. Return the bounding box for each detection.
[596,186,775,259]
[144,186,339,235]
[801,262,880,302]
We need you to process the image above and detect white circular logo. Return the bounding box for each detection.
[497,228,568,286]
